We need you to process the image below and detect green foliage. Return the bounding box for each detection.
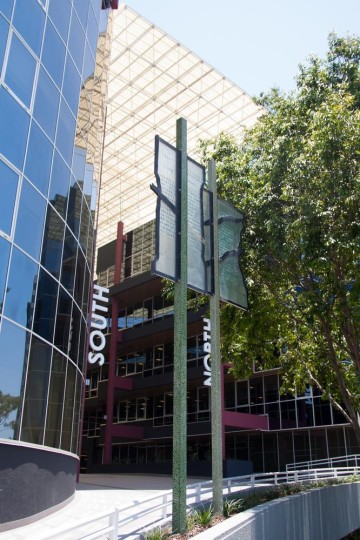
[223,497,244,517]
[142,527,171,540]
[0,391,20,433]
[191,505,214,527]
[200,34,360,442]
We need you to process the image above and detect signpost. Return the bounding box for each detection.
[151,118,247,533]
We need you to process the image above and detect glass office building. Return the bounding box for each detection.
[0,0,110,527]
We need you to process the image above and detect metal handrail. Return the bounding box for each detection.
[286,453,360,471]
[38,466,360,539]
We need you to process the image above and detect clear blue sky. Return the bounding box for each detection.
[124,0,360,97]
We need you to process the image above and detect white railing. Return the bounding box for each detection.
[286,453,360,471]
[38,466,360,539]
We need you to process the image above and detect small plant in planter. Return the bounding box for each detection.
[223,497,244,518]
[143,526,171,540]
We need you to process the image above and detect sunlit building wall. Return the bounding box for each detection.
[0,0,109,527]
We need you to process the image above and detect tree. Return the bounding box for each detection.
[200,34,360,444]
[0,391,20,435]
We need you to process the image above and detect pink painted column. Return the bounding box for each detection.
[103,222,125,464]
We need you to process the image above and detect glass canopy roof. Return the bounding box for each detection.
[97,4,263,248]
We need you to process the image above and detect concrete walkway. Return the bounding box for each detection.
[0,474,207,540]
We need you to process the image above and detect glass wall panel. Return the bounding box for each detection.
[5,33,36,108]
[0,159,19,236]
[61,230,77,294]
[14,179,46,260]
[0,237,10,313]
[49,151,70,217]
[21,336,51,444]
[25,121,53,195]
[63,54,81,119]
[67,184,82,239]
[54,287,72,354]
[33,268,59,342]
[74,0,89,31]
[34,67,60,140]
[44,351,66,447]
[13,0,45,56]
[0,0,13,20]
[69,305,81,363]
[71,370,83,454]
[74,250,85,307]
[48,0,71,43]
[0,87,30,170]
[68,12,85,72]
[56,99,76,165]
[4,247,38,329]
[61,361,76,451]
[42,20,66,88]
[41,205,65,279]
[0,319,30,439]
[0,14,9,71]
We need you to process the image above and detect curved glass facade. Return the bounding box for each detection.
[0,0,108,455]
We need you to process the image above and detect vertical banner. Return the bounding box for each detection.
[186,158,207,293]
[151,136,179,281]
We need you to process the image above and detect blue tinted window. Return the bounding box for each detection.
[45,352,66,448]
[25,121,53,195]
[0,0,13,20]
[42,20,66,88]
[33,268,59,342]
[0,237,10,313]
[34,67,60,140]
[56,99,76,165]
[49,151,70,217]
[13,0,45,56]
[0,87,30,169]
[74,0,89,31]
[82,43,95,81]
[48,0,71,44]
[66,183,82,238]
[61,229,77,293]
[0,159,18,236]
[21,335,51,444]
[87,8,99,58]
[0,319,29,439]
[0,15,9,73]
[15,179,46,260]
[4,247,38,328]
[69,11,85,71]
[5,34,36,107]
[62,54,81,117]
[41,205,65,279]
[54,287,72,353]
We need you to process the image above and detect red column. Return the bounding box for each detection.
[103,222,125,464]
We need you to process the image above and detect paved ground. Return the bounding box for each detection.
[0,474,208,540]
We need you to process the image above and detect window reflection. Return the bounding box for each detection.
[0,319,29,439]
[48,0,71,43]
[68,11,85,71]
[67,183,82,239]
[4,247,38,329]
[25,121,53,196]
[49,151,70,218]
[0,237,10,313]
[54,287,72,353]
[41,205,65,279]
[42,20,66,88]
[34,67,60,140]
[74,0,89,31]
[0,15,9,72]
[13,0,45,56]
[15,179,46,261]
[5,33,36,108]
[0,87,30,170]
[21,336,51,444]
[0,0,13,20]
[63,54,81,117]
[44,352,66,447]
[61,361,76,451]
[56,99,76,165]
[61,230,77,293]
[0,159,19,237]
[33,269,59,342]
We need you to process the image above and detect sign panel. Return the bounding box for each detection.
[187,158,207,293]
[218,198,248,310]
[151,136,179,281]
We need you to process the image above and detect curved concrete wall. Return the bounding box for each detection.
[194,482,360,540]
[0,442,77,531]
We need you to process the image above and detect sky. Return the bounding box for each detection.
[123,0,360,97]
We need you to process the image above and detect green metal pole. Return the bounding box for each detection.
[209,159,223,515]
[172,117,188,534]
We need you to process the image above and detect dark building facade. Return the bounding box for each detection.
[0,0,111,528]
[82,220,359,477]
